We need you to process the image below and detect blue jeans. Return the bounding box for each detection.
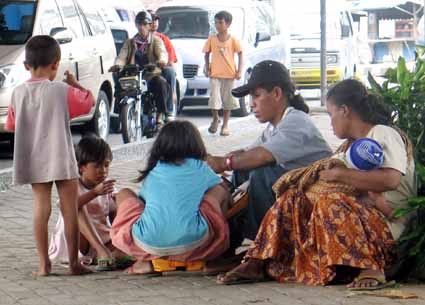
[233,165,287,240]
[161,66,176,114]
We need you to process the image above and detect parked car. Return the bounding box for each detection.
[287,0,359,88]
[0,0,116,141]
[156,0,290,116]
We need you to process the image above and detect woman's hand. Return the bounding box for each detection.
[319,167,344,182]
[93,179,116,196]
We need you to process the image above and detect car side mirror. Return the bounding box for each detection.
[50,27,73,44]
[341,25,351,38]
[254,31,271,47]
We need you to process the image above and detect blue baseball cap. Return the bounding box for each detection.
[347,138,384,171]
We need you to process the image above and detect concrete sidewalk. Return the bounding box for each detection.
[0,113,423,305]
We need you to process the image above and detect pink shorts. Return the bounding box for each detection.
[110,195,229,262]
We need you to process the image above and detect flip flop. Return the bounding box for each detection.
[96,257,115,272]
[216,270,269,285]
[348,275,396,291]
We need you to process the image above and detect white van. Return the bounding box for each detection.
[156,0,290,116]
[286,0,358,88]
[0,0,116,140]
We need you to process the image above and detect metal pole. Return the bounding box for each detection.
[423,0,425,43]
[320,0,327,106]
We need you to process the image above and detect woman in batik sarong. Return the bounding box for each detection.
[217,79,417,290]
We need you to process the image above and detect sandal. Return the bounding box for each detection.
[96,257,115,272]
[208,120,220,134]
[348,275,396,291]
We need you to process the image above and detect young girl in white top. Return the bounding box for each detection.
[49,136,118,271]
[5,35,94,276]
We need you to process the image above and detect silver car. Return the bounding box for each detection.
[0,0,116,141]
[156,0,290,116]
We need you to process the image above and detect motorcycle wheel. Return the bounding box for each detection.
[120,102,142,144]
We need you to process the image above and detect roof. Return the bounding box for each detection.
[351,0,424,20]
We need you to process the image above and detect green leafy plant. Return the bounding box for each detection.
[368,50,425,281]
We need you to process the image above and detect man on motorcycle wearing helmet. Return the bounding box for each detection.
[109,11,169,126]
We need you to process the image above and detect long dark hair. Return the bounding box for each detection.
[262,82,309,114]
[137,120,207,182]
[327,79,391,125]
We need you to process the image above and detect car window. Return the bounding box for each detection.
[258,4,280,36]
[78,2,107,35]
[58,0,86,38]
[0,1,36,44]
[340,11,352,36]
[157,7,244,40]
[111,28,128,55]
[39,0,64,36]
[116,9,130,22]
[252,7,269,34]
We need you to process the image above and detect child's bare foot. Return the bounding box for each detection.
[32,261,52,276]
[68,263,93,275]
[125,260,157,275]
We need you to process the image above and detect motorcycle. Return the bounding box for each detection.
[117,64,158,143]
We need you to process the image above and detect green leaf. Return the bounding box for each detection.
[367,71,382,94]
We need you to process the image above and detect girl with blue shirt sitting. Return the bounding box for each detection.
[110,121,231,274]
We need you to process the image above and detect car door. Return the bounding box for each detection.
[36,0,71,81]
[258,3,287,65]
[243,6,265,67]
[76,1,115,88]
[57,0,96,94]
[254,4,275,63]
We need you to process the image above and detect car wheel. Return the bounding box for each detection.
[87,90,110,140]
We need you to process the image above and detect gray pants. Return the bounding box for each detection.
[233,165,286,240]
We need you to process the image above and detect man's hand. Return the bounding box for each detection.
[206,155,227,173]
[319,167,344,183]
[158,61,167,69]
[235,71,242,80]
[93,179,116,196]
[108,65,120,73]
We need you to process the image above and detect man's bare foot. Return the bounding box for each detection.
[32,261,52,276]
[217,259,265,284]
[125,260,157,275]
[68,263,93,275]
[347,269,386,289]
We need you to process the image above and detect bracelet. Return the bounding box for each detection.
[225,154,235,171]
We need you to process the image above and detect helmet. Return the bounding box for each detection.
[346,138,384,171]
[135,11,153,25]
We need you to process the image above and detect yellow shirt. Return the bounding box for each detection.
[203,35,242,79]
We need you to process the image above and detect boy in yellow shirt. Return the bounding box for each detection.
[203,11,243,136]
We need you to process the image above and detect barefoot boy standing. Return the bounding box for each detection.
[5,35,93,276]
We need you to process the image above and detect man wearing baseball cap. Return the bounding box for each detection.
[207,60,332,240]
